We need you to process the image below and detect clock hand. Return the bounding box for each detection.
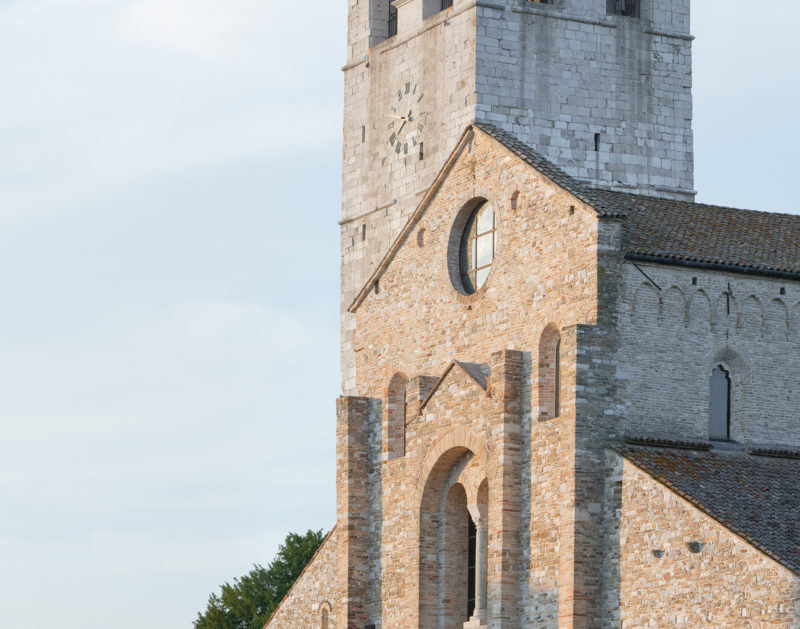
[397,120,407,134]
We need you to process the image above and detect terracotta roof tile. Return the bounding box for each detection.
[592,189,800,279]
[477,123,800,279]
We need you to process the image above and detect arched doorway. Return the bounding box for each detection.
[418,442,489,628]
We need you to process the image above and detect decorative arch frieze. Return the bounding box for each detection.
[764,298,789,341]
[688,289,712,331]
[632,282,661,325]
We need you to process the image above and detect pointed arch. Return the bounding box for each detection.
[707,346,752,443]
[709,365,731,441]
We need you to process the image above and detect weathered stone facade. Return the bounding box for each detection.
[263,1,800,627]
[265,123,800,628]
[616,458,800,627]
[341,0,695,394]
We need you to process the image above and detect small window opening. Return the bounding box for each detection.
[467,515,476,620]
[361,223,366,241]
[510,191,519,212]
[607,0,639,16]
[780,287,786,295]
[361,125,365,143]
[419,141,424,161]
[388,4,398,37]
[594,133,601,152]
[692,277,698,286]
[554,339,561,417]
[321,610,329,629]
[709,365,731,441]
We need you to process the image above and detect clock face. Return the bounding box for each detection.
[387,82,425,158]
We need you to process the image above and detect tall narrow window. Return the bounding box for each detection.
[387,373,408,459]
[388,3,398,37]
[554,339,561,417]
[320,609,329,629]
[467,515,476,620]
[709,365,731,441]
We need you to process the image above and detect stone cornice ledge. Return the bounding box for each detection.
[476,0,506,10]
[644,27,695,41]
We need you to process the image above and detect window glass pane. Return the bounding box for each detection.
[476,233,493,268]
[709,366,730,440]
[476,203,494,234]
[476,266,490,289]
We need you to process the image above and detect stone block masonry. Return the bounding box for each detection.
[341,0,695,395]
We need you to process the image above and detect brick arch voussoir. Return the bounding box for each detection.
[415,428,491,503]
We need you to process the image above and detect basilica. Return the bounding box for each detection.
[265,0,800,627]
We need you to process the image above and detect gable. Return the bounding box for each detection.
[347,124,604,313]
[420,360,490,412]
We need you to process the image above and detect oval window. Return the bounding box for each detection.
[459,201,496,294]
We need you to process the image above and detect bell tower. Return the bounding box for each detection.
[340,0,694,394]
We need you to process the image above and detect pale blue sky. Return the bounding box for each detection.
[0,1,797,628]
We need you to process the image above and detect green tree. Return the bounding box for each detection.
[194,528,327,629]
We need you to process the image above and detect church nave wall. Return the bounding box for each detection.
[619,263,800,447]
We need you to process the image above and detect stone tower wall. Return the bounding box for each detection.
[341,0,695,394]
[476,0,694,199]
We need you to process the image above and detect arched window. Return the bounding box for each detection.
[459,201,496,294]
[538,326,561,420]
[387,373,408,459]
[709,365,731,441]
[320,609,329,629]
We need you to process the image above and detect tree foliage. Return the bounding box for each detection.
[194,529,327,629]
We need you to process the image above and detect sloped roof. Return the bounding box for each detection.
[612,443,800,576]
[591,189,800,280]
[348,124,800,312]
[474,123,627,217]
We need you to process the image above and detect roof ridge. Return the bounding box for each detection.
[597,187,800,220]
[473,123,626,218]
